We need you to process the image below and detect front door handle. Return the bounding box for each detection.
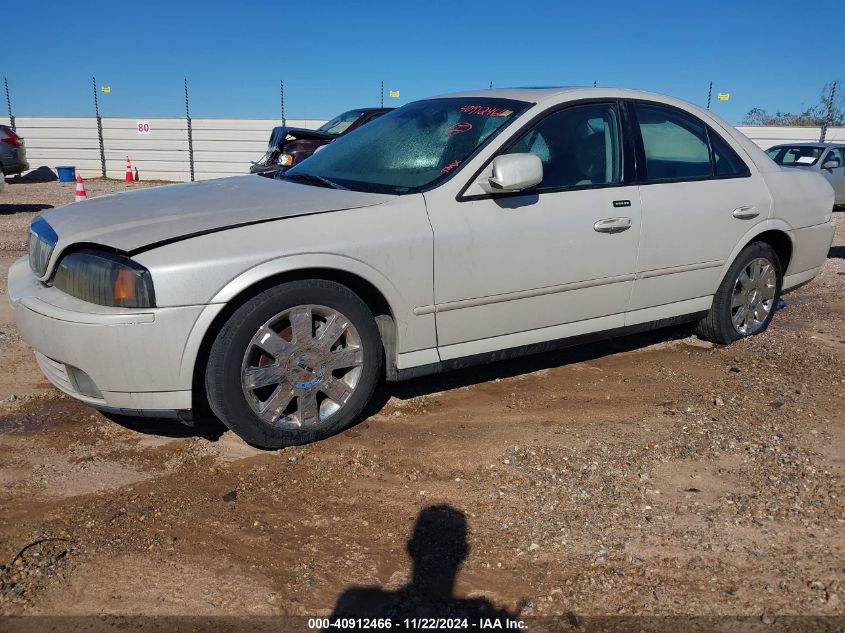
[733,205,760,219]
[593,217,632,233]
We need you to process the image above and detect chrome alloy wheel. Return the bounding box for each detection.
[240,305,364,428]
[731,257,777,336]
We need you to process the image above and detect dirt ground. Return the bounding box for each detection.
[0,178,843,626]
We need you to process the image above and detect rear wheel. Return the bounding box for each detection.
[696,241,782,345]
[205,280,383,448]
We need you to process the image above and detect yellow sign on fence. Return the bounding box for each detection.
[717,92,730,101]
[389,90,400,98]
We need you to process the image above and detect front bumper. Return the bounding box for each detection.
[8,256,207,415]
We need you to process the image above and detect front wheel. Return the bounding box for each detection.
[205,280,383,448]
[696,241,782,345]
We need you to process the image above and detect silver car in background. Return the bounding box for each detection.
[766,143,845,204]
[8,88,837,448]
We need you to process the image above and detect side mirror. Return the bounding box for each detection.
[484,154,543,193]
[822,159,840,169]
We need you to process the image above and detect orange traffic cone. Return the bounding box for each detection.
[75,175,87,202]
[125,157,133,183]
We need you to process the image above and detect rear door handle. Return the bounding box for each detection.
[593,217,632,234]
[733,205,760,219]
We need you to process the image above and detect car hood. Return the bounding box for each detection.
[41,175,394,256]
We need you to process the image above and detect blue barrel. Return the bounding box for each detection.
[56,166,76,182]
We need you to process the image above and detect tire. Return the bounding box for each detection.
[696,241,782,345]
[205,280,383,448]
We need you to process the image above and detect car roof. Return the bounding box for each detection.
[425,86,758,121]
[426,87,788,175]
[768,142,844,149]
[430,86,579,101]
[428,86,720,105]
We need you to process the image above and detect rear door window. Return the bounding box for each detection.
[634,103,711,181]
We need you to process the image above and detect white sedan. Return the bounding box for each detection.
[9,88,836,448]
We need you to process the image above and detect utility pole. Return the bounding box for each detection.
[489,80,493,89]
[4,78,14,132]
[820,80,838,143]
[184,78,195,182]
[706,81,713,110]
[93,76,106,177]
[280,80,286,126]
[380,80,384,108]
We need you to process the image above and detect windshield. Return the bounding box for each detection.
[317,110,367,136]
[767,146,825,166]
[286,98,529,194]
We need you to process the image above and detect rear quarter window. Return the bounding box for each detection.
[635,103,711,181]
[711,131,749,177]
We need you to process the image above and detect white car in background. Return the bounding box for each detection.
[766,143,845,204]
[9,88,836,448]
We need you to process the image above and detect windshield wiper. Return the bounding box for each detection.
[283,172,345,190]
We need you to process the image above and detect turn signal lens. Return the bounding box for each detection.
[113,268,137,304]
[279,153,294,166]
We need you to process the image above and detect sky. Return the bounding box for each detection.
[4,0,843,124]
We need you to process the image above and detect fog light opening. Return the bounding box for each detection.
[67,366,103,399]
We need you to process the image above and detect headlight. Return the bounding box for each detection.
[53,249,156,308]
[28,217,58,276]
[278,153,294,166]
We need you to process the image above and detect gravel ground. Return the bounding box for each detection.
[0,180,842,627]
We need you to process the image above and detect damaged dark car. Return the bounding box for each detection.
[250,107,392,177]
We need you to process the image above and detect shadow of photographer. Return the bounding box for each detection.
[327,504,517,628]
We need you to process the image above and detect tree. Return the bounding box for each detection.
[742,81,844,126]
[818,81,844,126]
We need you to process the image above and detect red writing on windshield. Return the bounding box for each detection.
[445,122,473,135]
[441,160,461,174]
[460,105,513,117]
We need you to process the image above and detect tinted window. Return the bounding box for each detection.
[711,131,748,176]
[503,103,622,190]
[635,103,711,181]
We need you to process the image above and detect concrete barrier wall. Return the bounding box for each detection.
[737,125,845,149]
[1,115,842,182]
[0,116,327,181]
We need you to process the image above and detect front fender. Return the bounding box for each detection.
[177,253,432,386]
[210,252,410,317]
